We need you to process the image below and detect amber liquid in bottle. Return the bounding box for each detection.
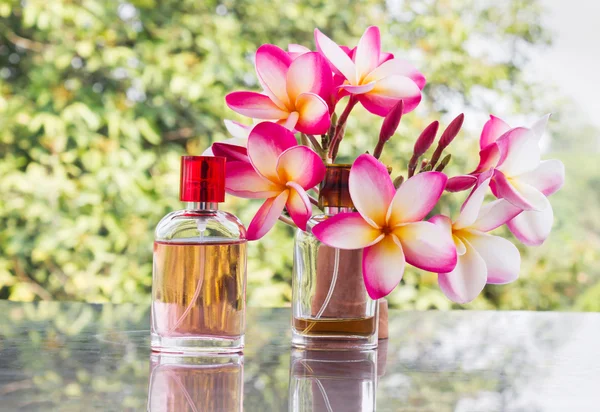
[292,316,377,337]
[152,240,247,342]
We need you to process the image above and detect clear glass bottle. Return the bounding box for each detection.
[151,156,247,353]
[289,348,377,412]
[148,353,243,412]
[292,164,378,350]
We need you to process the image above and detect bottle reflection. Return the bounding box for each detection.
[148,353,243,412]
[289,348,378,412]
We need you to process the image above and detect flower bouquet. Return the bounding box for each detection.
[206,26,565,347]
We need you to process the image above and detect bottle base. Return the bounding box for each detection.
[291,330,378,351]
[151,333,244,354]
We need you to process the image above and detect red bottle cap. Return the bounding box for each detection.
[179,156,226,202]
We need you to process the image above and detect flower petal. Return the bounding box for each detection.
[453,178,491,230]
[394,222,457,273]
[225,161,282,199]
[212,141,249,163]
[276,145,326,189]
[339,81,376,94]
[517,159,565,196]
[462,231,520,284]
[349,154,395,228]
[224,119,252,139]
[314,29,357,84]
[438,239,487,304]
[429,214,453,233]
[255,44,292,109]
[363,234,406,299]
[471,199,522,232]
[247,122,297,182]
[288,43,311,59]
[246,191,289,240]
[285,182,312,230]
[496,127,540,177]
[490,170,548,211]
[387,172,447,226]
[454,235,467,256]
[507,198,553,246]
[294,92,331,135]
[312,212,383,249]
[473,143,501,173]
[226,91,289,120]
[446,175,477,192]
[358,75,422,116]
[429,215,462,254]
[354,26,381,80]
[364,58,426,89]
[378,52,394,65]
[530,113,550,142]
[286,52,333,102]
[480,115,510,149]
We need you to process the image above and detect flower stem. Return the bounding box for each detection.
[373,139,386,159]
[278,214,296,227]
[329,96,358,161]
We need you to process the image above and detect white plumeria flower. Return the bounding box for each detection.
[430,177,522,303]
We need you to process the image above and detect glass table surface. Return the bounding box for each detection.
[0,301,599,411]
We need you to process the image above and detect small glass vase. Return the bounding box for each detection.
[288,348,377,412]
[291,164,379,350]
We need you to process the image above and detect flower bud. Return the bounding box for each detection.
[413,121,439,157]
[379,100,404,144]
[439,113,464,149]
[393,175,404,188]
[435,154,452,171]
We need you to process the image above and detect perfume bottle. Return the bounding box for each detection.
[292,164,378,350]
[151,156,247,353]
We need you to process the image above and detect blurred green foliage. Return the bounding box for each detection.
[0,0,598,310]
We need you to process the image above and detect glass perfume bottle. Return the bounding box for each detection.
[292,164,378,350]
[151,156,247,353]
[148,353,244,412]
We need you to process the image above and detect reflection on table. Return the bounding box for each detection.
[1,302,600,411]
[288,341,388,412]
[148,353,243,412]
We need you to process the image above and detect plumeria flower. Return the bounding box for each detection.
[225,122,326,240]
[226,45,333,135]
[447,115,565,246]
[430,176,522,303]
[314,26,425,115]
[203,120,251,162]
[312,154,457,299]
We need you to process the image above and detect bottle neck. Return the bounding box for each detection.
[186,202,218,211]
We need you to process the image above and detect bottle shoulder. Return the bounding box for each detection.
[155,209,246,243]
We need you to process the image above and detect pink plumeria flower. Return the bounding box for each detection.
[447,115,565,246]
[226,45,333,135]
[314,26,425,116]
[225,122,326,240]
[430,177,522,303]
[203,120,251,161]
[312,154,457,299]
